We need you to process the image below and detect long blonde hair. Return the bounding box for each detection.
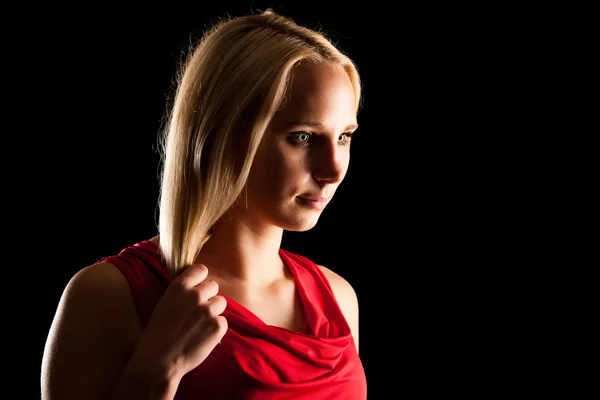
[157,9,362,277]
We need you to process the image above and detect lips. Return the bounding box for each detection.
[296,196,330,210]
[299,196,330,202]
[298,192,332,202]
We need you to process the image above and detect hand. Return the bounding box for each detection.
[128,264,228,380]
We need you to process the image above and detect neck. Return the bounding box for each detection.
[194,217,286,286]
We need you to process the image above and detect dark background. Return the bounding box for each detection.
[12,1,547,398]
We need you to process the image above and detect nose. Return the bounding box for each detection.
[312,139,348,184]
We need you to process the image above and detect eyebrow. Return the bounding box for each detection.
[285,121,359,131]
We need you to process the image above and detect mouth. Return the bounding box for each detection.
[296,196,329,211]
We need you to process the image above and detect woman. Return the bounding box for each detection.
[42,9,365,399]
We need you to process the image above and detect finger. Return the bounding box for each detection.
[195,279,220,303]
[175,264,209,289]
[206,294,227,317]
[204,315,228,347]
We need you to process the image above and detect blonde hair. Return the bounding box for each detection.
[157,9,362,277]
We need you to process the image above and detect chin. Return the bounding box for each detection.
[287,225,317,233]
[282,217,320,232]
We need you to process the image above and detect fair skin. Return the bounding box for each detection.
[41,61,359,400]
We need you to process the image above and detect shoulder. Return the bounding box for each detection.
[317,265,360,351]
[48,261,142,341]
[42,262,143,397]
[63,262,138,310]
[282,249,359,319]
[69,261,129,289]
[317,265,358,307]
[59,261,142,333]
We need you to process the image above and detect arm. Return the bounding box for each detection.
[41,263,179,400]
[317,265,360,353]
[42,261,227,400]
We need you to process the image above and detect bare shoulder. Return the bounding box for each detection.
[317,265,359,304]
[55,262,141,325]
[42,262,143,399]
[65,261,133,298]
[317,265,360,352]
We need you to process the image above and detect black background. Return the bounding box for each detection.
[13,1,544,398]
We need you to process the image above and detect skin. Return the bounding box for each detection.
[41,61,360,400]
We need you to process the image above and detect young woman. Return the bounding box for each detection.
[42,9,365,399]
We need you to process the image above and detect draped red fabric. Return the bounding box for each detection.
[97,240,367,399]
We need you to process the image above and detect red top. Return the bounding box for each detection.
[97,240,367,399]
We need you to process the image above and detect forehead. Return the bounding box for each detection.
[271,62,357,128]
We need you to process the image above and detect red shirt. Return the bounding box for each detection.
[98,240,367,399]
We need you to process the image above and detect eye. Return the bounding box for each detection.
[289,131,354,147]
[338,132,354,146]
[290,131,312,145]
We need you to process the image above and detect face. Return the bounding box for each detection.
[237,61,358,232]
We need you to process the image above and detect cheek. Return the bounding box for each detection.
[340,152,351,172]
[265,140,304,174]
[248,145,299,193]
[266,153,301,189]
